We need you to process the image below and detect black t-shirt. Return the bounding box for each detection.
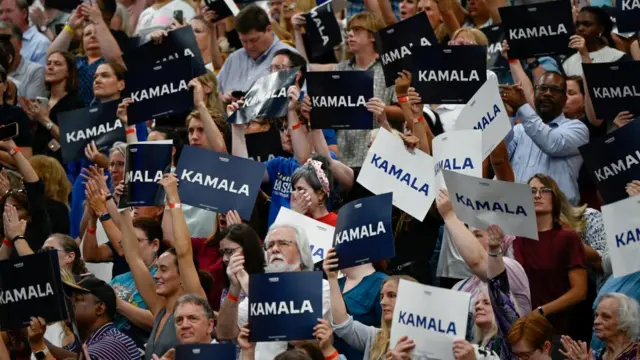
[33,91,85,163]
[0,104,33,147]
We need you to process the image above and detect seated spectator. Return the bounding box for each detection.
[40,233,89,280]
[0,21,47,98]
[0,0,50,64]
[507,314,556,360]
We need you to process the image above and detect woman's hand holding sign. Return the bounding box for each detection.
[26,317,47,353]
[238,324,256,356]
[322,248,339,281]
[452,339,477,360]
[386,336,415,360]
[367,97,391,132]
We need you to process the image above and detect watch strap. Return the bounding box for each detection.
[99,212,112,222]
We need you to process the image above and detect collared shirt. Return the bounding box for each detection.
[10,57,47,99]
[20,26,51,65]
[64,323,141,360]
[217,35,295,94]
[334,58,394,168]
[505,104,589,205]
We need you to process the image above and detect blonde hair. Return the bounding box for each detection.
[348,11,385,33]
[29,155,72,206]
[470,283,499,346]
[451,28,489,45]
[370,275,417,360]
[560,204,588,233]
[197,71,226,116]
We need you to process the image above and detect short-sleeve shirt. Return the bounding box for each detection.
[65,323,141,360]
[0,105,33,147]
[266,156,302,225]
[513,228,587,336]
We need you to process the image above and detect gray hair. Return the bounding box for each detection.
[0,21,22,41]
[597,293,640,341]
[264,222,314,271]
[174,294,215,321]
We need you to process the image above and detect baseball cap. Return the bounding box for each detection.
[63,277,117,319]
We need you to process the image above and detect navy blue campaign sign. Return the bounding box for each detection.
[333,193,394,269]
[203,0,240,22]
[248,271,322,342]
[307,71,374,129]
[175,343,236,360]
[579,120,640,204]
[58,100,125,164]
[304,0,343,61]
[125,56,196,125]
[411,45,487,104]
[582,61,640,121]
[124,26,206,75]
[375,12,437,87]
[0,251,66,330]
[175,146,266,219]
[616,0,640,32]
[228,68,300,125]
[481,25,509,73]
[122,141,172,207]
[499,1,574,59]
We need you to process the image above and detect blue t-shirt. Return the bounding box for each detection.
[322,129,338,146]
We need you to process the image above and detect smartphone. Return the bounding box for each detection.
[0,123,19,142]
[231,90,246,99]
[35,96,48,109]
[173,10,184,25]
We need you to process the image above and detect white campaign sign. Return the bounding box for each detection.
[357,129,436,221]
[390,280,470,360]
[601,196,640,278]
[274,207,335,264]
[454,77,511,159]
[433,130,483,192]
[442,170,538,240]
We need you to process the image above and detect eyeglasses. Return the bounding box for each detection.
[264,239,295,251]
[219,247,240,257]
[269,64,291,72]
[530,187,553,196]
[109,161,125,168]
[513,348,538,360]
[534,85,565,95]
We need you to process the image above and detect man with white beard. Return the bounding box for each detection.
[215,223,331,360]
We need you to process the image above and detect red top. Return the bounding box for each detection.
[191,237,225,311]
[513,228,586,337]
[315,212,338,226]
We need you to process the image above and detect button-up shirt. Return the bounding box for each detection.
[10,56,47,99]
[506,104,589,205]
[64,322,141,360]
[20,26,51,65]
[217,35,295,94]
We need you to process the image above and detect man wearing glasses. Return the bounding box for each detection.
[500,72,589,205]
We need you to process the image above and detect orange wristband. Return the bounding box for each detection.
[508,59,519,64]
[3,238,12,247]
[168,202,182,209]
[9,147,19,156]
[87,228,97,235]
[227,293,239,302]
[291,122,303,130]
[125,128,136,135]
[397,96,409,103]
[325,350,339,360]
[414,115,425,124]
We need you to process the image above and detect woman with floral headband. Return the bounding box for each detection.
[290,156,337,226]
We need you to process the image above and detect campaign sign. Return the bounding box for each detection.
[411,45,487,104]
[307,71,374,129]
[454,77,512,159]
[578,120,640,204]
[44,0,82,12]
[274,207,335,265]
[59,100,124,164]
[375,12,437,87]
[433,130,483,192]
[248,271,322,342]
[175,343,236,360]
[442,170,539,240]
[390,280,470,360]
[124,26,206,75]
[0,251,67,330]
[245,126,287,162]
[228,68,300,124]
[203,0,240,22]
[125,56,196,125]
[481,25,509,72]
[122,141,172,207]
[499,1,575,59]
[304,0,343,60]
[357,128,436,221]
[582,61,640,121]
[601,196,640,278]
[616,0,640,33]
[175,146,266,219]
[333,193,394,269]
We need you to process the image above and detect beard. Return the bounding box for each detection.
[265,254,301,273]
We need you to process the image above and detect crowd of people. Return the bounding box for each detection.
[0,0,638,359]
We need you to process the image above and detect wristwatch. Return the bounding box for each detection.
[46,121,54,130]
[33,347,49,360]
[38,25,47,33]
[537,306,546,317]
[99,212,112,222]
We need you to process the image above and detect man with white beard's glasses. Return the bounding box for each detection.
[215,223,331,360]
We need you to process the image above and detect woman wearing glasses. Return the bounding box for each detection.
[510,174,588,341]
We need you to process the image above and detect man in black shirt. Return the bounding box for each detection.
[0,63,33,168]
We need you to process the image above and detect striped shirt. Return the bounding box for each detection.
[65,323,141,360]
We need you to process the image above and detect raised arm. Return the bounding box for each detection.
[287,85,312,165]
[377,0,399,25]
[160,174,207,299]
[309,129,355,191]
[85,3,124,64]
[190,79,227,153]
[291,14,337,71]
[47,7,84,57]
[501,41,535,108]
[323,249,349,325]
